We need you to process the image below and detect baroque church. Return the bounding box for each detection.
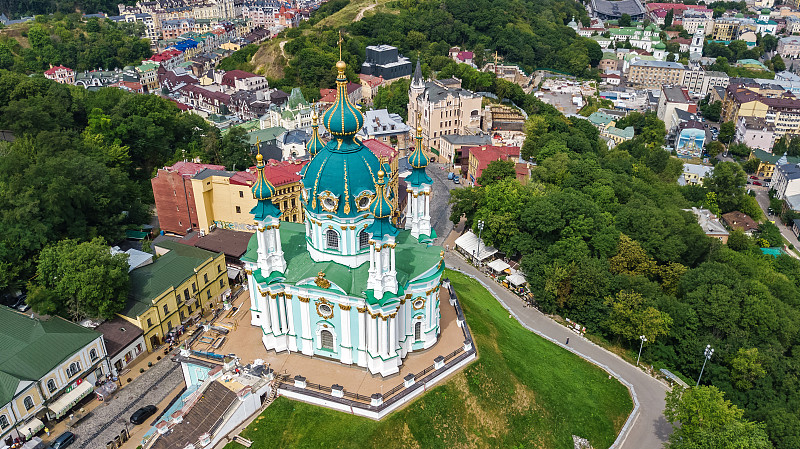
[242,60,444,377]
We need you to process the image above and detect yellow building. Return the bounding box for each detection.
[220,41,242,52]
[190,161,307,235]
[711,19,739,41]
[1,307,109,439]
[136,62,160,93]
[120,241,229,352]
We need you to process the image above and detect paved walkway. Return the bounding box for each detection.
[444,253,672,449]
[753,187,800,258]
[66,356,183,449]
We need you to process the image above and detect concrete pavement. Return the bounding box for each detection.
[444,254,672,449]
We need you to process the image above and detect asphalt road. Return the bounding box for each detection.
[444,254,672,449]
[426,163,459,243]
[752,186,800,255]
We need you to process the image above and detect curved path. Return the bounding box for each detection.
[354,1,378,22]
[445,254,672,449]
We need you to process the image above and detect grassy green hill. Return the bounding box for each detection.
[225,270,632,449]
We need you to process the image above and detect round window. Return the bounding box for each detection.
[323,197,336,210]
[413,299,424,309]
[358,195,371,209]
[319,304,333,316]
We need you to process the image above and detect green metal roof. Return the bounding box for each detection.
[123,242,221,318]
[286,88,309,109]
[242,223,442,301]
[752,148,800,165]
[0,307,100,404]
[247,127,287,145]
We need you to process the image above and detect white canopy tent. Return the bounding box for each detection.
[487,259,510,274]
[454,231,497,262]
[48,380,93,419]
[507,273,527,287]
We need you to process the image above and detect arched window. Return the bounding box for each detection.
[326,230,339,250]
[414,321,422,341]
[0,414,8,429]
[46,379,56,393]
[320,329,334,351]
[359,230,369,250]
[90,349,98,362]
[66,362,81,378]
[23,396,34,411]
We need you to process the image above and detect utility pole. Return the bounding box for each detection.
[696,344,714,386]
[637,335,647,366]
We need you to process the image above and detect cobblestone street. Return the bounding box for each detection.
[69,356,183,449]
[427,163,458,244]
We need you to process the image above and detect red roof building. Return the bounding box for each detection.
[152,161,226,235]
[44,65,75,84]
[466,145,520,186]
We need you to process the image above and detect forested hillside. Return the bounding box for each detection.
[0,71,251,303]
[451,107,800,448]
[0,15,151,73]
[221,0,601,91]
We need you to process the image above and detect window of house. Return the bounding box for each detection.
[146,318,152,328]
[23,396,34,411]
[204,273,209,283]
[180,310,185,321]
[239,191,244,198]
[47,379,56,393]
[236,206,241,213]
[135,344,143,355]
[359,230,369,250]
[192,283,197,293]
[90,349,98,362]
[163,304,169,314]
[320,329,334,351]
[187,305,192,314]
[219,279,224,288]
[167,321,173,331]
[184,288,190,301]
[326,230,339,250]
[207,290,212,299]
[0,415,9,429]
[414,321,422,341]
[217,264,222,273]
[66,362,81,378]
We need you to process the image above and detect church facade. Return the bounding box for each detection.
[242,61,444,377]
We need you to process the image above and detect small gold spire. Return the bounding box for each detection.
[256,137,264,164]
[338,30,344,61]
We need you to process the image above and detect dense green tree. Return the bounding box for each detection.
[477,159,516,186]
[605,290,672,342]
[619,13,632,27]
[772,54,786,72]
[28,237,130,320]
[718,121,735,144]
[664,9,674,27]
[699,100,722,122]
[665,386,773,449]
[373,79,411,120]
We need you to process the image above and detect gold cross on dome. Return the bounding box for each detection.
[338,30,343,61]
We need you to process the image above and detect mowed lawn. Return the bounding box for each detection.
[225,270,633,449]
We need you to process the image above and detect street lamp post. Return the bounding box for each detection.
[696,344,715,386]
[637,335,647,366]
[476,220,485,264]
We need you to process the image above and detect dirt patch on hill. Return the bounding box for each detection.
[251,41,286,79]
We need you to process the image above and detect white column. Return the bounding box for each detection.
[269,295,281,334]
[358,309,366,358]
[341,307,352,364]
[369,316,377,355]
[300,300,312,355]
[389,316,397,354]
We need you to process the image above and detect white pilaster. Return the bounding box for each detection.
[358,309,367,366]
[284,295,298,351]
[340,307,353,364]
[300,299,313,355]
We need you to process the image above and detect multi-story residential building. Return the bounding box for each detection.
[440,133,493,168]
[43,65,75,84]
[216,69,269,91]
[121,241,230,352]
[681,63,728,97]
[778,35,800,59]
[95,317,146,376]
[685,207,729,243]
[627,60,686,88]
[152,161,227,235]
[407,61,482,158]
[710,19,740,41]
[357,109,412,151]
[108,13,159,44]
[359,73,386,102]
[0,307,110,441]
[771,163,800,201]
[189,161,308,234]
[735,116,775,151]
[136,62,160,92]
[750,149,800,178]
[162,17,196,39]
[179,84,231,114]
[679,163,713,186]
[467,145,520,186]
[146,48,185,70]
[260,88,313,130]
[682,13,714,35]
[657,85,697,131]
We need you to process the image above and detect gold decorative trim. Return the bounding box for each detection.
[380,315,388,321]
[285,293,293,299]
[355,190,376,212]
[316,298,334,319]
[269,292,277,299]
[339,304,352,311]
[244,269,253,275]
[258,226,266,232]
[340,226,347,230]
[315,271,331,289]
[389,312,397,318]
[357,306,368,313]
[298,296,310,303]
[405,294,412,299]
[319,191,338,212]
[400,298,406,304]
[413,298,426,310]
[349,225,356,230]
[343,161,351,214]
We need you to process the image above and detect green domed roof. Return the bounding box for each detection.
[322,61,364,138]
[761,8,770,14]
[306,113,325,158]
[645,24,657,31]
[250,153,281,220]
[406,127,433,188]
[654,42,666,50]
[366,170,399,239]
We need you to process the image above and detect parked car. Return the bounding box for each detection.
[750,175,759,180]
[447,172,454,180]
[49,431,75,449]
[130,405,158,424]
[753,181,762,186]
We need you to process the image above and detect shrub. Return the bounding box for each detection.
[147,362,153,367]
[127,378,132,383]
[139,368,144,373]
